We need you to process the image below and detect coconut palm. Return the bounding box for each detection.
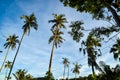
[48,14,67,30]
[0,34,19,72]
[62,57,70,79]
[13,69,27,80]
[48,13,67,74]
[7,13,38,80]
[48,29,65,73]
[13,69,35,80]
[80,34,103,75]
[4,61,12,80]
[72,62,82,79]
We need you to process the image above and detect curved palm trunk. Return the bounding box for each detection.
[0,46,10,72]
[7,33,25,80]
[63,65,65,79]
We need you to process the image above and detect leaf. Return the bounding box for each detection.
[79,48,82,52]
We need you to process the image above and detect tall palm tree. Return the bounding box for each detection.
[0,34,19,72]
[72,62,81,79]
[80,34,103,75]
[62,57,70,79]
[48,13,67,74]
[7,13,38,80]
[4,61,12,80]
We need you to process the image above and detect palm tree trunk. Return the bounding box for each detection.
[63,65,65,79]
[7,33,25,80]
[67,66,69,79]
[75,73,77,80]
[0,46,10,72]
[91,63,95,76]
[48,38,55,73]
[4,68,8,80]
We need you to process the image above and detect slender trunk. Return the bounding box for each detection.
[0,46,10,72]
[63,65,65,79]
[67,66,69,79]
[48,26,58,73]
[91,63,95,76]
[75,73,77,80]
[4,68,8,80]
[7,33,25,80]
[48,39,55,73]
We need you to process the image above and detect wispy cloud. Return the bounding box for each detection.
[0,0,119,79]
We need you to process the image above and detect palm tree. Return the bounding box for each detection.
[62,57,70,79]
[4,61,12,80]
[80,34,103,75]
[13,69,27,80]
[48,13,67,74]
[72,62,82,79]
[7,13,38,80]
[0,34,19,72]
[13,69,35,80]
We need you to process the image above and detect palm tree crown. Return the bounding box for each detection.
[21,13,38,35]
[4,61,12,69]
[48,13,67,30]
[49,29,65,48]
[62,57,70,67]
[4,34,19,49]
[72,62,81,75]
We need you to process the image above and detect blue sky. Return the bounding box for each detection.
[0,0,119,79]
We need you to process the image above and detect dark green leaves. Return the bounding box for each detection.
[68,21,84,42]
[90,25,120,39]
[4,34,19,49]
[21,13,38,35]
[110,38,120,61]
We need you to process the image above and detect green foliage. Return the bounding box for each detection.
[49,29,65,48]
[45,71,54,80]
[21,13,38,35]
[48,13,67,30]
[60,0,120,20]
[68,21,84,42]
[90,25,120,39]
[62,57,70,67]
[110,38,120,61]
[72,62,82,79]
[4,61,12,69]
[13,69,35,80]
[4,34,19,49]
[79,34,103,74]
